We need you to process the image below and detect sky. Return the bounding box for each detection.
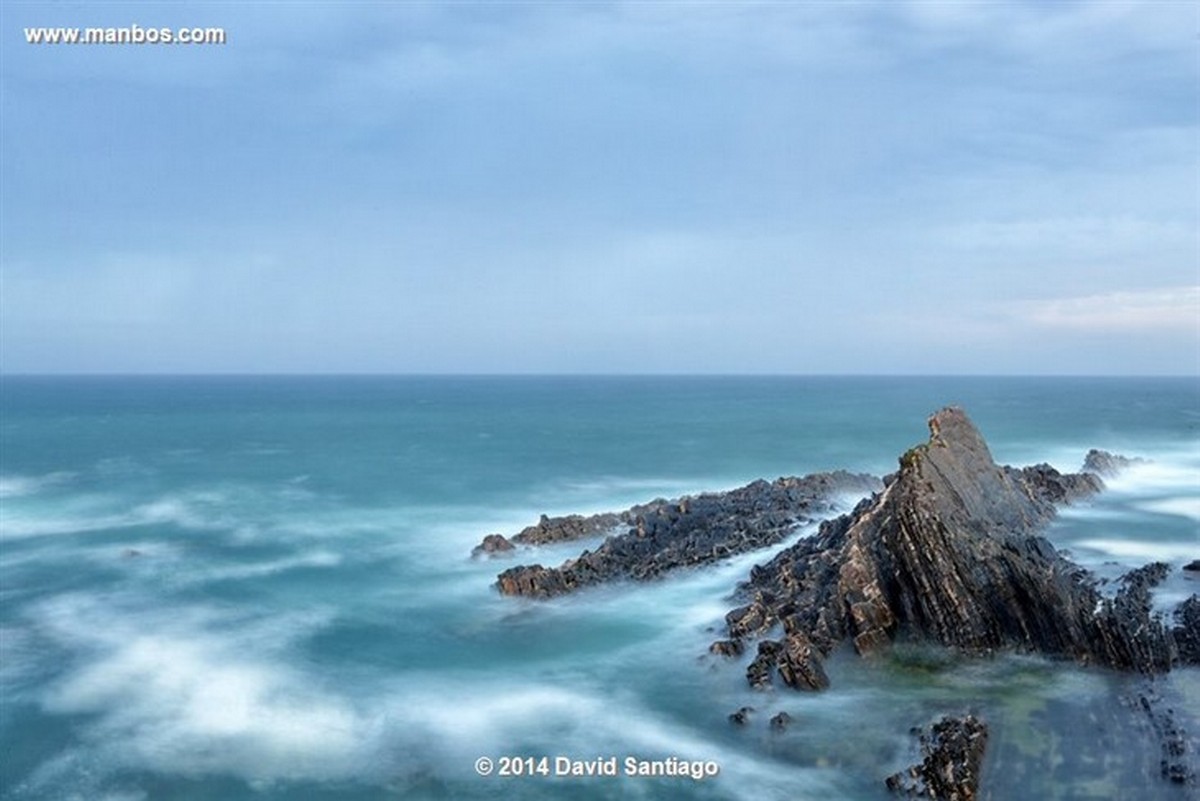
[1,1,1197,375]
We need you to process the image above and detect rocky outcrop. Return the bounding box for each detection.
[471,533,516,558]
[493,471,881,598]
[1082,449,1146,477]
[716,407,1183,686]
[886,715,988,800]
[1174,596,1200,665]
[1135,685,1195,785]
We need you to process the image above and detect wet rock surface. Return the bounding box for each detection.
[715,408,1186,680]
[491,471,881,598]
[1173,595,1200,665]
[885,715,988,800]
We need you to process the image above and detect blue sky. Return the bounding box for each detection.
[2,1,1197,374]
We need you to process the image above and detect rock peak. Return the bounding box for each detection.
[719,407,1187,681]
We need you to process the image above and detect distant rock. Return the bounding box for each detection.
[717,407,1180,683]
[1183,560,1200,573]
[769,711,793,732]
[493,471,881,598]
[509,512,630,546]
[1082,449,1145,477]
[886,715,988,800]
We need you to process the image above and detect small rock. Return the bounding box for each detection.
[471,533,515,558]
[709,639,744,657]
[769,711,793,731]
[885,715,988,799]
[728,706,755,726]
[1183,560,1200,573]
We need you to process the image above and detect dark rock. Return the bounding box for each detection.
[769,711,793,731]
[510,512,629,546]
[1184,560,1200,573]
[776,631,829,691]
[495,471,881,598]
[709,639,744,657]
[886,714,988,800]
[1016,463,1102,505]
[1082,449,1145,477]
[747,640,781,690]
[728,706,755,726]
[471,533,515,558]
[1134,685,1196,785]
[1174,595,1200,665]
[718,407,1179,684]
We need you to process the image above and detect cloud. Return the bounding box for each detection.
[1016,286,1200,333]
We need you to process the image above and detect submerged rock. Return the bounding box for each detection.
[728,706,755,726]
[493,471,881,598]
[769,711,793,731]
[1136,686,1195,785]
[718,407,1179,682]
[886,715,988,800]
[1174,596,1200,665]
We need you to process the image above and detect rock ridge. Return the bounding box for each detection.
[485,471,882,598]
[715,407,1195,687]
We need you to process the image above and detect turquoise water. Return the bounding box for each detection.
[1,376,1197,800]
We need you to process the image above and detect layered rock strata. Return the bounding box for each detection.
[714,408,1196,688]
[886,715,988,800]
[488,471,881,598]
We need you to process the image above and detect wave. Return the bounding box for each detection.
[1136,497,1200,523]
[14,589,851,800]
[1074,538,1198,563]
[0,472,74,499]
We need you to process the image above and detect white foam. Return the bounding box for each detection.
[0,472,74,498]
[1103,459,1200,496]
[1075,538,1198,563]
[1136,497,1200,523]
[30,593,365,783]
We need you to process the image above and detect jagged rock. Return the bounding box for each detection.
[510,512,629,546]
[1135,685,1196,785]
[886,715,988,800]
[1184,560,1200,572]
[728,706,755,726]
[709,639,743,657]
[1083,449,1145,477]
[1016,463,1102,505]
[494,471,881,598]
[471,533,515,558]
[747,641,781,690]
[718,407,1178,684]
[776,631,829,691]
[1174,596,1200,665]
[769,711,793,731]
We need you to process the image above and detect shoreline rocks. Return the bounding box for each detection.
[886,715,988,800]
[713,408,1194,683]
[489,471,882,598]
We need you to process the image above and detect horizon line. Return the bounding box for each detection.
[2,372,1197,380]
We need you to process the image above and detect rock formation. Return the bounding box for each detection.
[489,471,881,598]
[886,715,988,800]
[715,407,1193,687]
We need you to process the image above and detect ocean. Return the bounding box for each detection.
[1,375,1197,800]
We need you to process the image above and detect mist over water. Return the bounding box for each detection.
[1,376,1197,800]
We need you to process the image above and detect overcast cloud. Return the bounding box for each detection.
[2,1,1196,374]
